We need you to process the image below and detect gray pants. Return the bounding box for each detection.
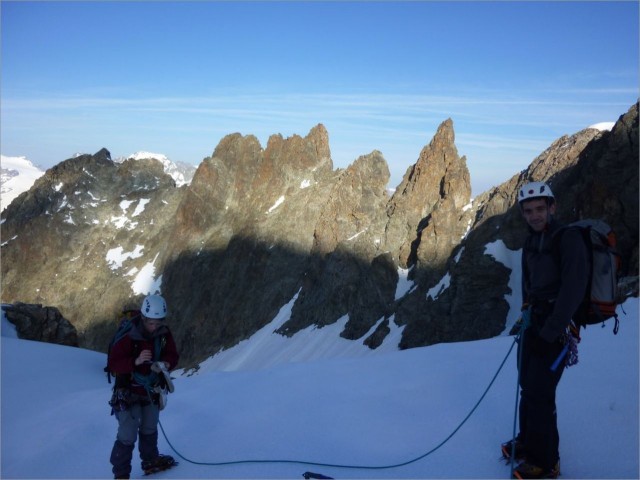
[110,399,160,478]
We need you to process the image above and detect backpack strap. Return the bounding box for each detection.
[105,314,141,384]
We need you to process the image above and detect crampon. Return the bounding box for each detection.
[142,455,177,476]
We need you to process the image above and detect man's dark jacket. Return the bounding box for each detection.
[521,218,590,342]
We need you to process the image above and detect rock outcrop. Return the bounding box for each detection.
[3,303,78,346]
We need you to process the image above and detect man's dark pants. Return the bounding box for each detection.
[517,325,565,470]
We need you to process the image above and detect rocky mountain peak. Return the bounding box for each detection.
[169,125,335,255]
[384,118,471,270]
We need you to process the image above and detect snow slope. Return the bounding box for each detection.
[587,122,615,132]
[0,155,45,211]
[1,298,637,479]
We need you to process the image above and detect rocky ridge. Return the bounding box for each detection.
[1,102,638,368]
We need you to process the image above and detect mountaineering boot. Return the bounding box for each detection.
[512,460,560,479]
[141,454,177,475]
[138,432,159,462]
[110,439,134,480]
[501,438,526,462]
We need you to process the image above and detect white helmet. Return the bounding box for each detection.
[518,181,554,204]
[141,295,167,319]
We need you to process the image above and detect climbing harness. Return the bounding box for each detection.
[156,330,521,474]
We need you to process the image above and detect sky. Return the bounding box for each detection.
[1,294,638,479]
[1,1,638,195]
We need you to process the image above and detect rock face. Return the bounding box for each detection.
[2,303,78,346]
[385,119,472,273]
[1,103,638,368]
[1,148,182,350]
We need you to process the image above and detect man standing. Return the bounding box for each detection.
[502,181,589,479]
[108,294,180,479]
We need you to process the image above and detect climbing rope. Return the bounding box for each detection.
[157,332,521,472]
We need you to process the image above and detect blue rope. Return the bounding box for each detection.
[157,335,519,472]
[132,371,160,393]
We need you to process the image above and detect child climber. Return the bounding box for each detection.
[108,294,180,479]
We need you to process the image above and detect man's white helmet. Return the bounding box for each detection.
[141,295,167,319]
[518,181,554,204]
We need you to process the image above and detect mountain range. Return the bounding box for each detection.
[1,151,195,212]
[1,103,637,370]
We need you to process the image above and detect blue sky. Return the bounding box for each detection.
[1,1,638,195]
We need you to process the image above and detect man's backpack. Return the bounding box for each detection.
[556,219,621,334]
[104,310,142,384]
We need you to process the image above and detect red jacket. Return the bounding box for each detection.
[108,319,179,397]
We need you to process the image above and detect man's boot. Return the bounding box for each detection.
[110,439,134,479]
[138,432,159,462]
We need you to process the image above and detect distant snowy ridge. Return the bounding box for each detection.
[588,122,615,131]
[115,151,195,187]
[118,151,171,164]
[1,155,45,212]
